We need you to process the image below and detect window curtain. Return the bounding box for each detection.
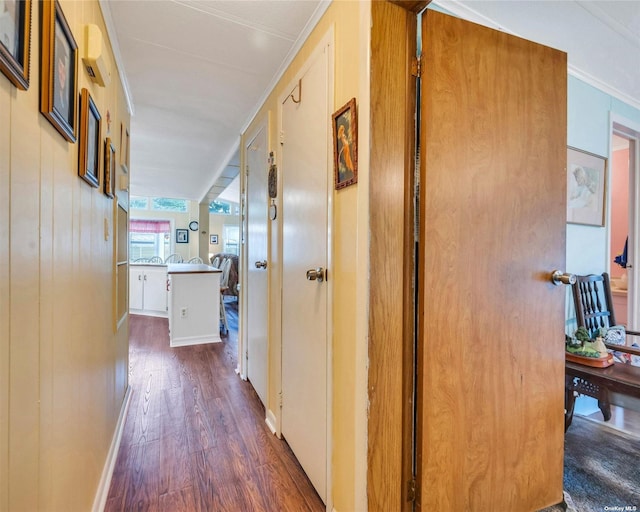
[129,219,170,233]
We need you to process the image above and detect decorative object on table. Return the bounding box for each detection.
[176,229,188,243]
[40,0,78,142]
[78,88,101,187]
[103,137,115,198]
[210,234,218,245]
[0,0,31,89]
[332,97,357,190]
[565,326,614,367]
[566,146,607,226]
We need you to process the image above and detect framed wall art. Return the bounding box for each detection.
[0,0,31,89]
[176,229,189,244]
[120,122,130,172]
[104,137,116,198]
[210,234,218,245]
[567,146,607,227]
[332,97,358,190]
[40,0,77,142]
[78,88,101,187]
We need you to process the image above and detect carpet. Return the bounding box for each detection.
[557,415,640,512]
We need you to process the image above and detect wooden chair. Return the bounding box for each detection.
[187,256,203,264]
[219,258,232,335]
[148,256,163,263]
[164,253,183,263]
[570,272,640,423]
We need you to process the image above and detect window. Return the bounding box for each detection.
[209,200,231,214]
[223,224,240,255]
[152,197,188,212]
[129,219,171,261]
[130,196,149,210]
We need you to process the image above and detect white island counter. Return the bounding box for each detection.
[167,264,222,347]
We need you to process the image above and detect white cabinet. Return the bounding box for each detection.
[130,264,168,317]
[167,264,221,347]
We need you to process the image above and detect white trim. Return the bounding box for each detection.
[265,409,278,435]
[169,334,221,348]
[98,0,135,115]
[92,386,132,512]
[129,309,168,318]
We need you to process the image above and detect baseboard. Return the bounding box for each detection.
[265,408,278,436]
[170,334,221,347]
[92,386,132,512]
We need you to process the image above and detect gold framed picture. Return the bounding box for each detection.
[0,0,32,89]
[78,88,101,188]
[104,137,116,198]
[332,97,358,190]
[40,0,77,142]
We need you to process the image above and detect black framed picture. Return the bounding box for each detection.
[176,229,189,243]
[40,0,77,142]
[78,88,101,187]
[0,0,31,89]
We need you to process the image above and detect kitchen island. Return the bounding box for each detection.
[167,263,222,347]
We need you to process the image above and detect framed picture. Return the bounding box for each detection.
[567,146,607,227]
[0,0,31,89]
[120,123,130,173]
[78,88,101,187]
[176,229,189,243]
[210,234,218,245]
[332,97,358,190]
[104,138,116,198]
[40,0,77,142]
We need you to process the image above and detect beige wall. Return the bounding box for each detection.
[0,1,130,509]
[129,200,201,261]
[241,1,368,509]
[208,212,240,260]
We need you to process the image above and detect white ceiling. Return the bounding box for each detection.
[102,0,640,203]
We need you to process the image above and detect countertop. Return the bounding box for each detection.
[167,263,221,274]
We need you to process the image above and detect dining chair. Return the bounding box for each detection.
[148,256,163,263]
[219,258,232,335]
[187,257,203,264]
[164,253,183,263]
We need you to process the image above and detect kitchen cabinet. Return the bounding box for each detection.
[130,264,168,317]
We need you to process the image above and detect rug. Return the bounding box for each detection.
[558,415,640,512]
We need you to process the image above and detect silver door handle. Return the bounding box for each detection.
[255,260,267,269]
[551,270,576,286]
[306,267,325,282]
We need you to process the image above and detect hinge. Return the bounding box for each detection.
[407,478,416,503]
[411,56,422,78]
[245,164,249,176]
[280,130,285,145]
[278,390,283,409]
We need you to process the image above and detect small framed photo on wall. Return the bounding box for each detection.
[0,0,32,90]
[210,234,218,245]
[332,97,358,190]
[78,88,101,187]
[176,229,189,243]
[567,146,607,227]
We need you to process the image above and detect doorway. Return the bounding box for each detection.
[610,119,640,331]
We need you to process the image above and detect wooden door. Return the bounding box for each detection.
[417,11,567,511]
[281,40,331,503]
[246,122,269,406]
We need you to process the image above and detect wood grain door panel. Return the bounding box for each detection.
[417,11,567,511]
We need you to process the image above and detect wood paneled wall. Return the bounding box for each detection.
[0,1,130,509]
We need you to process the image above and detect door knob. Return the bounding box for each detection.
[255,260,267,269]
[551,270,576,286]
[306,267,325,282]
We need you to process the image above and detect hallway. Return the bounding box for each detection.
[105,307,324,511]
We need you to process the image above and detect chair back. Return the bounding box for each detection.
[220,258,232,290]
[165,253,183,264]
[572,272,617,335]
[188,257,203,264]
[148,256,163,263]
[211,256,220,268]
[133,257,149,263]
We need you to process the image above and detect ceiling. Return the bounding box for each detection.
[101,0,640,204]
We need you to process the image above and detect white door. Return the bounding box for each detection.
[246,123,269,406]
[281,42,331,503]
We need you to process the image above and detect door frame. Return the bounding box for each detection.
[276,28,334,508]
[609,114,640,330]
[240,115,270,382]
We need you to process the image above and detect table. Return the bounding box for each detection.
[565,358,640,431]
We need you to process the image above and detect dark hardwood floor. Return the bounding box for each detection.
[105,301,324,511]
